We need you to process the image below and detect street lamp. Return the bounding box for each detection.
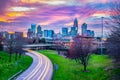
[101,17,104,55]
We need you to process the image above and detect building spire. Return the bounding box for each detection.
[73,17,78,33]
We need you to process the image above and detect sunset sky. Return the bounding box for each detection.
[0,0,118,37]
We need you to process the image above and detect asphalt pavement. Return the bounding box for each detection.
[16,50,53,80]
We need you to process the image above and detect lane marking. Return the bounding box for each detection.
[41,57,50,80]
[23,50,42,80]
[37,54,48,80]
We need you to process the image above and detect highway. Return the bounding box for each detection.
[16,49,53,80]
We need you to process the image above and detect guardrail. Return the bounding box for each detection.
[8,70,23,80]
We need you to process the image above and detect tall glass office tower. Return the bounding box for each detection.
[81,23,87,36]
[31,24,36,37]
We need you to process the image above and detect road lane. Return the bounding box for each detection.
[16,50,53,80]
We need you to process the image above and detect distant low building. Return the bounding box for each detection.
[0,31,9,39]
[55,32,62,39]
[14,32,23,38]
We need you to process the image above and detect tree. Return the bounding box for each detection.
[55,40,64,55]
[107,1,120,65]
[6,34,16,62]
[14,37,25,60]
[0,43,3,51]
[69,35,93,72]
[40,38,46,43]
[0,34,3,51]
[106,1,120,80]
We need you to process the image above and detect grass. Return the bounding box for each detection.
[38,50,112,80]
[111,67,120,80]
[0,51,33,80]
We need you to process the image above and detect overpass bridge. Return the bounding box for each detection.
[23,44,55,47]
[23,43,69,51]
[23,44,55,50]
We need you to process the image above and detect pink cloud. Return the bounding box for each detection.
[0,0,117,36]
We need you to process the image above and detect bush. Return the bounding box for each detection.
[94,48,107,54]
[0,44,3,51]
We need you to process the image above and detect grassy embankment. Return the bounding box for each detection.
[0,51,33,80]
[38,50,112,80]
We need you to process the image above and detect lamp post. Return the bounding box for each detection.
[101,17,104,55]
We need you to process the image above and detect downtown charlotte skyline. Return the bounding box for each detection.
[0,0,118,37]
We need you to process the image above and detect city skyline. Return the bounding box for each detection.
[0,0,118,37]
[27,18,94,39]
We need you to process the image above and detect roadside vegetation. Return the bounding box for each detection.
[106,2,120,80]
[38,50,112,80]
[0,51,33,80]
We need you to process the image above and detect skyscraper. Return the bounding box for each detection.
[91,31,95,37]
[70,18,79,37]
[70,27,76,37]
[73,18,78,33]
[81,23,95,37]
[37,25,42,37]
[27,28,33,39]
[31,24,36,37]
[81,23,87,36]
[48,30,54,38]
[37,25,41,33]
[62,27,68,36]
[44,30,48,38]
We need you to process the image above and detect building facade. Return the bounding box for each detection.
[73,18,78,33]
[31,24,36,37]
[44,30,48,38]
[81,23,87,36]
[62,27,68,36]
[48,30,54,38]
[70,18,79,37]
[14,32,23,38]
[81,23,94,37]
[37,25,42,38]
[27,28,34,39]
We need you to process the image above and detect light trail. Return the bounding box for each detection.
[41,57,50,80]
[37,55,49,80]
[24,51,42,80]
[16,49,53,80]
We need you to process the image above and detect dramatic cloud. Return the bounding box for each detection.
[0,0,119,36]
[0,0,13,14]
